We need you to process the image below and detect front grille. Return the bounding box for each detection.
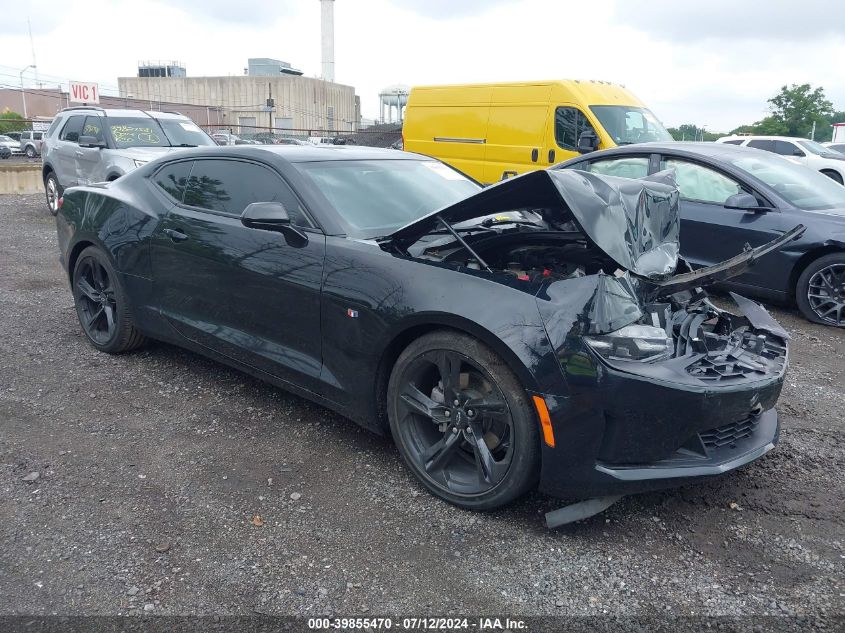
[700,416,759,449]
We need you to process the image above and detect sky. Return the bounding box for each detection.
[1,0,844,133]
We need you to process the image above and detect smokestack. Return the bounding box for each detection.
[320,0,335,83]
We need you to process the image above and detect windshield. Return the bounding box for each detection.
[728,152,845,211]
[589,106,674,145]
[294,159,480,237]
[798,140,835,156]
[157,118,215,147]
[106,117,214,149]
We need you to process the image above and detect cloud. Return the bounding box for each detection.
[158,0,300,25]
[389,0,511,18]
[0,0,66,35]
[611,0,845,42]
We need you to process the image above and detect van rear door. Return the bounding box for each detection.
[482,85,551,184]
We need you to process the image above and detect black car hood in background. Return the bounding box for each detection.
[389,168,682,279]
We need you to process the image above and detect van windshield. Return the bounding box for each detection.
[590,106,673,145]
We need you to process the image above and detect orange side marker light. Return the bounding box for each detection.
[532,395,555,448]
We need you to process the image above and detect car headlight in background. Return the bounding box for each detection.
[584,324,674,363]
[133,159,148,168]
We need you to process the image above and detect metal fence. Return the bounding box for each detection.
[0,117,402,149]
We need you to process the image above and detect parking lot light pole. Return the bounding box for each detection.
[19,64,36,120]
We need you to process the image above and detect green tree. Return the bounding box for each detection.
[0,110,26,134]
[667,123,721,142]
[767,83,833,138]
[729,85,841,140]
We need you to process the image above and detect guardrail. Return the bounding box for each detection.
[0,163,42,194]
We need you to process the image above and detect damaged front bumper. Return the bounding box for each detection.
[534,277,789,501]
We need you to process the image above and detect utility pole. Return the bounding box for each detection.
[267,82,274,136]
[811,120,816,141]
[19,64,36,119]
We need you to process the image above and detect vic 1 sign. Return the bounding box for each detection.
[69,81,99,104]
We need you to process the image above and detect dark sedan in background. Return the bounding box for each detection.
[55,146,798,524]
[557,143,845,327]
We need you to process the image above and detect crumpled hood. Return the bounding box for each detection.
[389,168,681,279]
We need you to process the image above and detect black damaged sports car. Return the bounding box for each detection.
[55,146,803,522]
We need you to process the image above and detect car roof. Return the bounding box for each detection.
[718,135,812,142]
[576,141,771,160]
[61,107,190,120]
[158,144,430,164]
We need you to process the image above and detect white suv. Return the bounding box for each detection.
[41,106,216,213]
[716,135,845,184]
[20,130,45,158]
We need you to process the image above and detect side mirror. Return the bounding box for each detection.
[792,148,805,157]
[724,192,770,213]
[577,130,599,154]
[241,202,308,246]
[78,135,106,149]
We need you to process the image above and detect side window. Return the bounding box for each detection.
[46,117,62,137]
[183,159,311,226]
[59,116,85,142]
[34,132,43,140]
[747,139,775,152]
[82,116,105,142]
[722,139,744,145]
[775,140,802,156]
[661,158,742,205]
[154,160,193,203]
[555,107,598,151]
[588,156,649,179]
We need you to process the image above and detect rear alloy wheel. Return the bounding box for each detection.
[388,331,539,510]
[25,145,37,159]
[72,246,146,353]
[796,254,845,327]
[45,172,61,215]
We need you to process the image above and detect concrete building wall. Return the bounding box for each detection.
[117,76,357,132]
[0,88,214,128]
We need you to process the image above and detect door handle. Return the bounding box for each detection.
[163,228,188,242]
[531,148,539,162]
[548,149,556,163]
[75,151,84,157]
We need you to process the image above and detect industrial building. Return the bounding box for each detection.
[115,1,355,135]
[118,67,357,134]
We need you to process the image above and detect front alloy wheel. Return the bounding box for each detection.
[797,254,845,327]
[45,173,60,215]
[388,331,539,510]
[807,263,845,326]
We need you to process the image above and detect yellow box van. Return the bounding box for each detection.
[403,80,673,184]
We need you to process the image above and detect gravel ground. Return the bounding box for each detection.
[0,193,843,623]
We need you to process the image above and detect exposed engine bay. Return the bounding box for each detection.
[412,208,616,283]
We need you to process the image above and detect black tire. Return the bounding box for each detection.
[25,145,36,159]
[820,170,844,185]
[44,171,61,216]
[387,330,540,510]
[796,253,845,327]
[71,246,147,353]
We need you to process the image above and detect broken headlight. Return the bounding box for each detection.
[584,324,673,363]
